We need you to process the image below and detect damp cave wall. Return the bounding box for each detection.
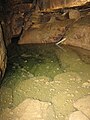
[0,0,34,46]
[0,0,90,46]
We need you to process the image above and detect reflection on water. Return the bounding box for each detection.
[0,44,90,120]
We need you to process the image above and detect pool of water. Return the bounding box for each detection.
[0,44,90,120]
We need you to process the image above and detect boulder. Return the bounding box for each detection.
[0,99,56,120]
[73,95,90,119]
[63,15,90,50]
[13,99,55,120]
[69,111,89,120]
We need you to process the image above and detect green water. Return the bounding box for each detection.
[0,44,90,120]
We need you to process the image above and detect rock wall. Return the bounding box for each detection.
[0,24,7,83]
[0,0,90,49]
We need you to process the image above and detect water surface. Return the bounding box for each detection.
[0,44,90,120]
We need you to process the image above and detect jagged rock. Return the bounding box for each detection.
[18,12,90,50]
[18,18,67,44]
[63,15,90,50]
[13,99,55,120]
[69,9,81,20]
[69,111,89,120]
[11,13,24,36]
[13,3,32,14]
[36,0,90,12]
[73,95,90,119]
[0,99,56,120]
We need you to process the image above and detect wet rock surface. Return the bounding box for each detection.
[0,86,12,109]
[68,95,90,120]
[0,24,7,82]
[1,0,90,50]
[64,15,90,50]
[69,111,89,120]
[11,13,24,36]
[0,0,90,119]
[17,12,90,50]
[0,99,55,120]
[73,95,90,119]
[18,17,67,44]
[35,0,90,12]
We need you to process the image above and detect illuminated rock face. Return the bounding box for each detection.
[0,99,56,120]
[0,25,7,82]
[64,15,90,50]
[36,0,90,11]
[69,111,89,120]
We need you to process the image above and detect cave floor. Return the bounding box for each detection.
[0,44,90,120]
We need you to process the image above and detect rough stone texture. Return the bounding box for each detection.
[18,13,90,50]
[1,0,90,45]
[64,15,90,50]
[0,108,16,120]
[82,80,90,88]
[69,111,89,120]
[13,99,55,120]
[36,0,90,12]
[69,9,81,20]
[13,70,90,119]
[68,46,90,64]
[0,99,56,120]
[13,3,32,14]
[11,13,24,36]
[73,95,90,119]
[9,0,22,5]
[56,46,90,81]
[0,24,7,81]
[18,18,68,44]
[0,87,13,109]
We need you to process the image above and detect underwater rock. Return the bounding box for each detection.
[56,46,90,81]
[69,111,89,120]
[13,99,55,120]
[52,72,81,118]
[73,95,90,119]
[0,87,13,109]
[0,108,18,120]
[13,76,52,106]
[82,80,90,88]
[13,71,90,119]
[67,46,90,64]
[0,99,55,120]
